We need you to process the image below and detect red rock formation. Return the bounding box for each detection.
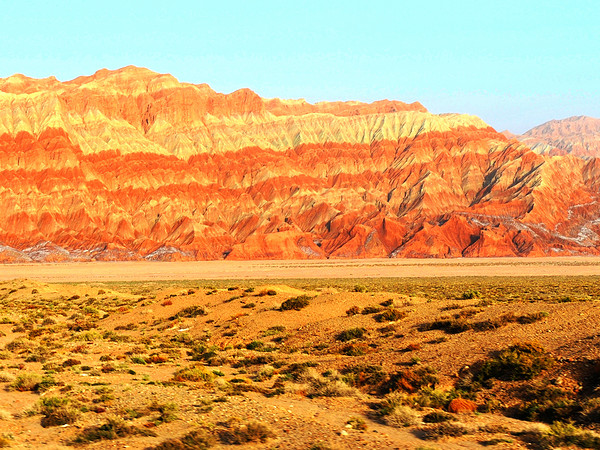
[447,398,477,414]
[519,116,600,158]
[0,66,600,261]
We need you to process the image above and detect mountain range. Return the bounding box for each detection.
[1,66,599,261]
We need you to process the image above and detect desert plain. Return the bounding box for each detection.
[3,257,600,282]
[0,258,599,449]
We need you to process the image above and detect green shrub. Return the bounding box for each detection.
[130,355,147,365]
[461,290,480,299]
[70,417,156,444]
[375,308,407,323]
[423,411,455,423]
[341,343,369,356]
[512,382,580,423]
[245,340,275,352]
[517,421,600,449]
[189,344,219,363]
[149,400,178,424]
[341,364,387,388]
[361,306,381,315]
[172,365,214,383]
[475,343,553,383]
[39,397,81,427]
[169,306,206,320]
[346,417,367,430]
[280,295,312,311]
[337,327,367,342]
[261,326,286,336]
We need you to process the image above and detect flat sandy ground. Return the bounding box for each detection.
[1,256,600,282]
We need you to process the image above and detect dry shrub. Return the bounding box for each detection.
[337,327,366,342]
[9,373,41,391]
[280,295,312,311]
[300,368,360,398]
[219,421,275,444]
[39,397,81,427]
[341,343,370,356]
[385,405,419,427]
[420,422,469,440]
[375,308,407,322]
[385,366,438,393]
[152,429,215,449]
[346,306,360,316]
[169,306,206,320]
[0,434,11,448]
[71,416,156,444]
[423,411,455,423]
[5,337,35,353]
[0,372,15,383]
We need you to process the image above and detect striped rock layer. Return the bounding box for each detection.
[1,66,600,262]
[516,116,600,159]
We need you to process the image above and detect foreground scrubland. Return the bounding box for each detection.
[0,276,599,449]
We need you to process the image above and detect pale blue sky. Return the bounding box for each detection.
[1,0,598,133]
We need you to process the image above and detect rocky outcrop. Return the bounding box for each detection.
[1,66,600,261]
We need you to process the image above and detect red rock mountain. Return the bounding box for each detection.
[518,116,600,158]
[1,66,600,261]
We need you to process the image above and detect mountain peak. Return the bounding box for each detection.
[519,115,600,158]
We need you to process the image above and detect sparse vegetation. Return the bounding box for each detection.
[172,365,214,383]
[474,342,553,383]
[152,429,215,449]
[420,422,470,440]
[169,305,206,320]
[39,396,81,427]
[280,295,313,311]
[0,275,598,448]
[70,416,156,445]
[337,327,367,341]
[218,421,275,444]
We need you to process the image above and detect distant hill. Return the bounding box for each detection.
[518,116,600,158]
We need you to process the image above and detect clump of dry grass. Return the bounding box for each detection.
[152,429,215,449]
[39,397,81,427]
[218,420,275,444]
[419,422,470,440]
[385,405,420,427]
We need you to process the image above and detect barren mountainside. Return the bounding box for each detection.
[1,66,600,261]
[517,115,600,158]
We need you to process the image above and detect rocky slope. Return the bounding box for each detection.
[518,115,600,158]
[1,66,600,261]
